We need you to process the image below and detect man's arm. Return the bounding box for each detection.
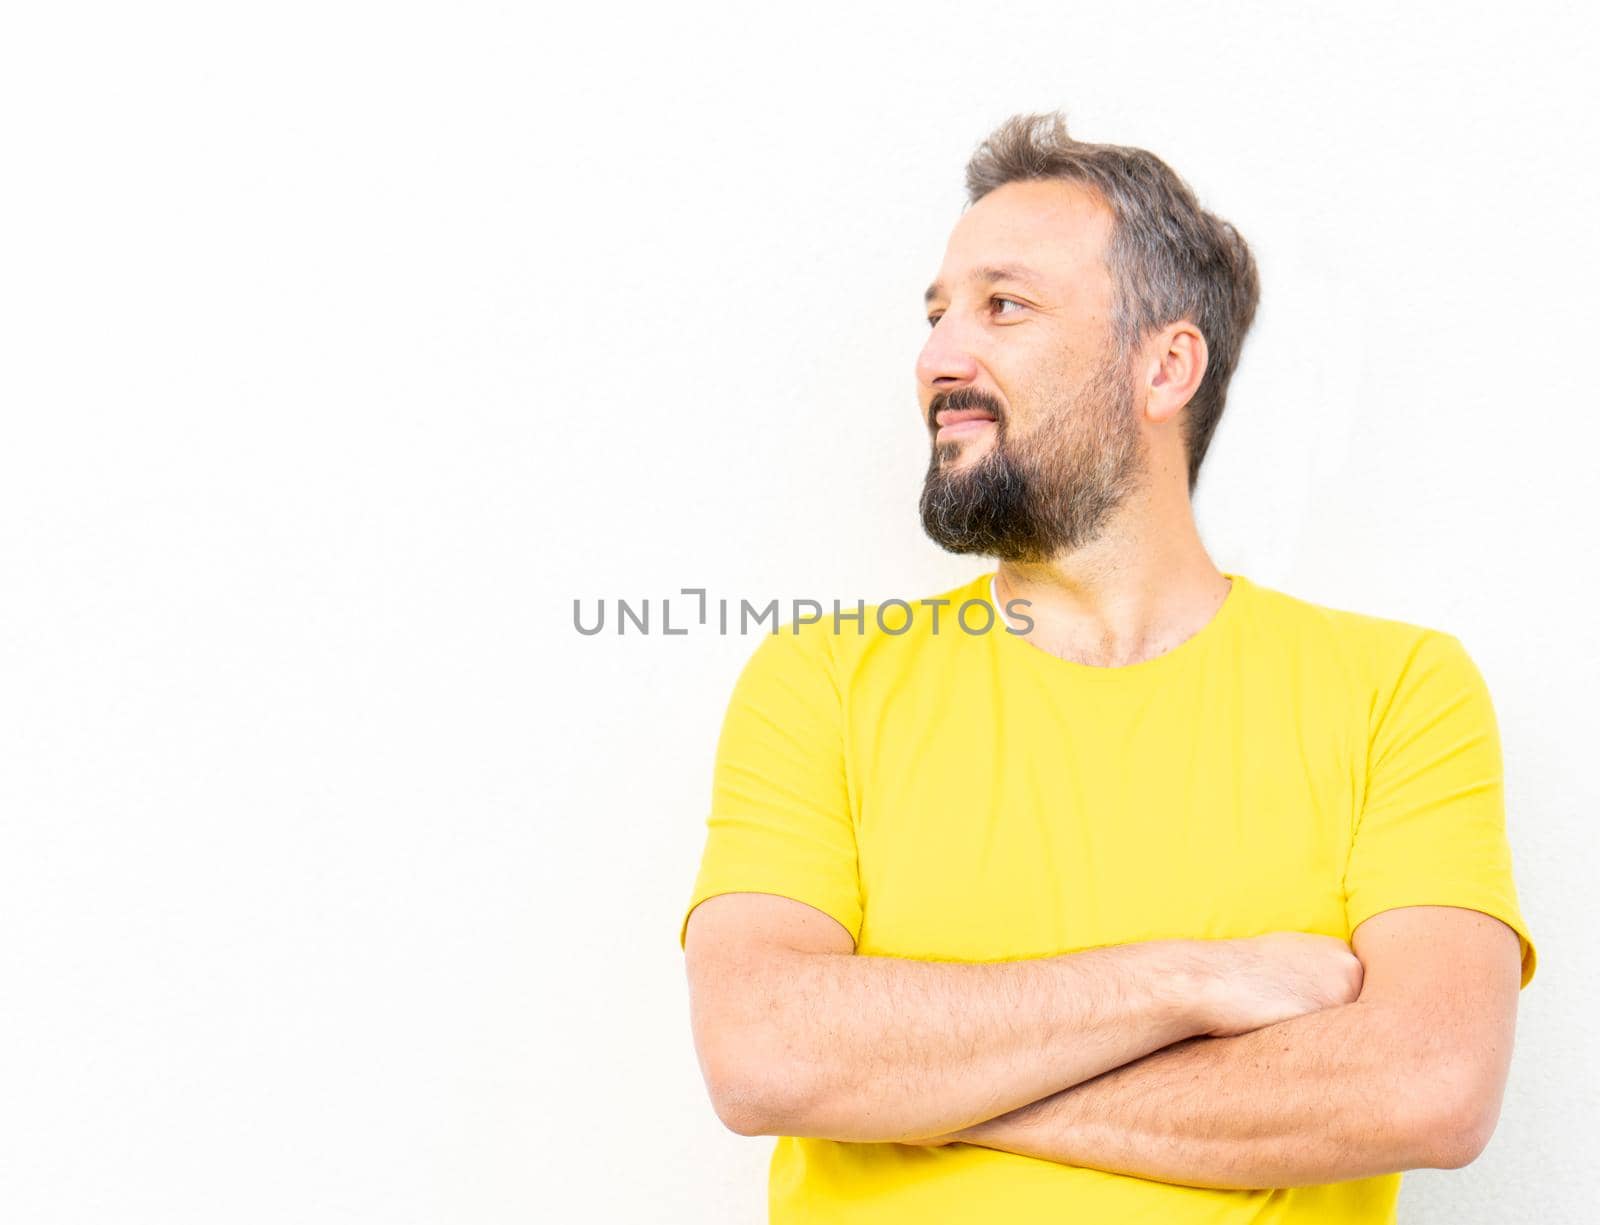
[683,891,1362,1144]
[919,905,1521,1189]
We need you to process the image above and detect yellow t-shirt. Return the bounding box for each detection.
[679,569,1536,1224]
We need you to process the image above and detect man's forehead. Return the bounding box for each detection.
[925,180,1111,302]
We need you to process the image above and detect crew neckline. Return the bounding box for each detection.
[987,569,1248,683]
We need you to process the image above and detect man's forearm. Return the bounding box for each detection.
[948,997,1464,1188]
[721,940,1219,1143]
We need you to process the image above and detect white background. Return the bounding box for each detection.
[2,2,1596,1221]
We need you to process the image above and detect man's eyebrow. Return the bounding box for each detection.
[923,265,1046,306]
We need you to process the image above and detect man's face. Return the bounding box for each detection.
[916,179,1148,563]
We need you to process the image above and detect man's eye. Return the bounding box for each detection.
[925,297,1024,328]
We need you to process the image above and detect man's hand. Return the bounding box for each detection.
[1200,931,1364,1037]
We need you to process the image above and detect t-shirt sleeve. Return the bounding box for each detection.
[678,621,861,951]
[1344,628,1537,987]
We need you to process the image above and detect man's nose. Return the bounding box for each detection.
[915,316,982,392]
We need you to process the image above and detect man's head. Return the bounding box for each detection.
[917,111,1260,562]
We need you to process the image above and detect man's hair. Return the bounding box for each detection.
[963,110,1261,495]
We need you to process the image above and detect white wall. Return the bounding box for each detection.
[2,2,1594,1221]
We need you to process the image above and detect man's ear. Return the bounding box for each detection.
[1144,322,1208,424]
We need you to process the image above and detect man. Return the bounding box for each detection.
[678,110,1535,1223]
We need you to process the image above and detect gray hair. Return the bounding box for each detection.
[963,110,1260,495]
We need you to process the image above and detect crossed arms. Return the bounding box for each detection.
[682,894,1522,1190]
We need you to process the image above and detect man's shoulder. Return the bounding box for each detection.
[1246,574,1448,641]
[1242,575,1475,697]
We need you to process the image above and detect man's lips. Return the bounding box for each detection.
[934,408,998,439]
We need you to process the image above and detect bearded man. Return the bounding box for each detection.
[679,110,1535,1225]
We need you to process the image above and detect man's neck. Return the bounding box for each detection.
[992,548,1232,668]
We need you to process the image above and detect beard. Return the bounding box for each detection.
[918,351,1147,563]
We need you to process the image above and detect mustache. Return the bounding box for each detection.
[928,388,1005,429]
